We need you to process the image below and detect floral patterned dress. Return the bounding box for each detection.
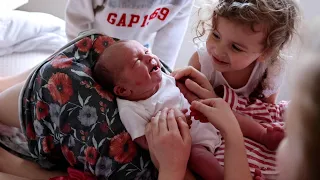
[18,31,170,179]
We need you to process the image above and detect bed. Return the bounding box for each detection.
[0,10,67,157]
[0,10,67,76]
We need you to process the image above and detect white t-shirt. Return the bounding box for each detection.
[117,73,221,152]
[65,0,194,68]
[197,45,284,98]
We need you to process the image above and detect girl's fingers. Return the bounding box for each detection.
[176,81,200,103]
[185,79,213,99]
[185,79,208,98]
[173,67,212,90]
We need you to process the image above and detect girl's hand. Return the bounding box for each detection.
[190,98,241,137]
[172,67,217,102]
[145,108,192,179]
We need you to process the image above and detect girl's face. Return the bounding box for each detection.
[206,16,267,72]
[276,92,304,180]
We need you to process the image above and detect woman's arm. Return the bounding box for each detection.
[0,172,31,180]
[223,127,251,180]
[191,99,252,180]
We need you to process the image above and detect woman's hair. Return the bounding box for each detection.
[297,57,320,180]
[293,19,320,180]
[195,0,300,101]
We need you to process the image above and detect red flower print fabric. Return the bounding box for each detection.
[36,101,49,120]
[93,35,116,54]
[76,37,93,52]
[51,55,73,69]
[47,72,74,105]
[109,132,137,164]
[62,146,77,166]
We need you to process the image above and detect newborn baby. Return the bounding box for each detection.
[93,40,222,178]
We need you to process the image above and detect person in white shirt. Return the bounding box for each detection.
[65,0,194,69]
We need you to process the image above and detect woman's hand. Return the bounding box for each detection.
[190,98,240,138]
[145,108,192,180]
[172,67,217,102]
[191,99,251,180]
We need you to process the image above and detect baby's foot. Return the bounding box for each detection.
[253,169,265,180]
[260,126,285,151]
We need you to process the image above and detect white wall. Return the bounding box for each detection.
[174,7,199,69]
[276,0,320,101]
[18,0,67,19]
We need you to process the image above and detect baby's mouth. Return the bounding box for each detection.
[150,65,160,73]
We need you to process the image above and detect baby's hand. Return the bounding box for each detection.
[190,106,209,123]
[191,98,240,137]
[253,169,265,180]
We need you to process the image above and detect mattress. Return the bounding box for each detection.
[0,50,52,76]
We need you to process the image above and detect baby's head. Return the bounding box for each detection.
[276,19,320,180]
[93,40,162,101]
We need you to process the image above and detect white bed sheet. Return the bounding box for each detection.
[0,50,52,76]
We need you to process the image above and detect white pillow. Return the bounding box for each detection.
[0,10,67,56]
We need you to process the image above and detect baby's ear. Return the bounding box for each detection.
[114,85,131,97]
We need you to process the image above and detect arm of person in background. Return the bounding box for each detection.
[0,147,67,180]
[190,98,252,180]
[0,173,31,180]
[65,0,96,40]
[152,0,194,69]
[145,108,192,180]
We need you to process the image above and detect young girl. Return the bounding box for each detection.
[149,18,320,180]
[172,0,299,179]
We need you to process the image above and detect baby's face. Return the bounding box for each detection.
[116,40,162,99]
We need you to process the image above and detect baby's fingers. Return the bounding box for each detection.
[191,101,215,118]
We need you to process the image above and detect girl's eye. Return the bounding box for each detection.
[232,44,243,52]
[212,32,220,39]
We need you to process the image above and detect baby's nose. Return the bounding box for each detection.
[143,54,154,63]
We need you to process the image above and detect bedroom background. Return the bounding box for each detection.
[2,0,318,102]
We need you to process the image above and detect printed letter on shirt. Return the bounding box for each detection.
[128,14,140,27]
[107,13,117,24]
